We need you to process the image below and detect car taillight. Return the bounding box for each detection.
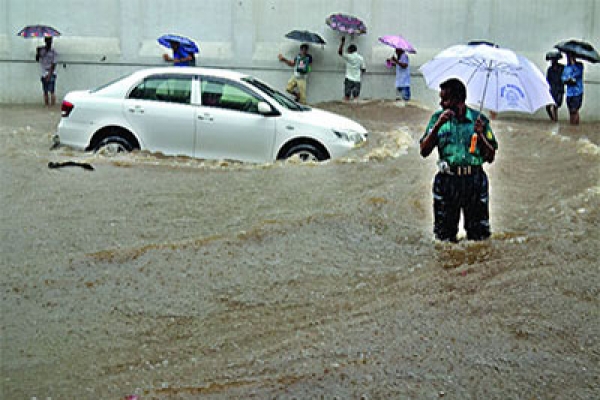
[61,101,74,117]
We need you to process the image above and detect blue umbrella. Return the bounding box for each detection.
[158,34,199,54]
[17,25,61,38]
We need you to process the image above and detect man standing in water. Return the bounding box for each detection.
[545,51,564,122]
[388,48,411,101]
[338,36,366,102]
[36,37,58,107]
[420,78,498,242]
[562,52,584,125]
[278,44,312,104]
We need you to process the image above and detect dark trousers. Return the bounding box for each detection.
[432,170,491,241]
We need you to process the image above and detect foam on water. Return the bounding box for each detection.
[577,138,600,156]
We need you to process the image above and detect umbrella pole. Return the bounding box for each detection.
[478,60,493,116]
[470,60,493,154]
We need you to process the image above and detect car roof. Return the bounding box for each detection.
[131,67,251,81]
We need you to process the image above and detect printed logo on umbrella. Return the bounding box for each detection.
[501,84,525,107]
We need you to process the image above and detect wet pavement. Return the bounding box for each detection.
[1,102,598,399]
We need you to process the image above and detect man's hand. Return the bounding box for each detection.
[162,53,171,62]
[474,117,496,163]
[474,117,485,135]
[421,110,453,157]
[435,109,455,128]
[278,54,294,67]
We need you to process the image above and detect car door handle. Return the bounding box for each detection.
[198,113,213,122]
[128,105,144,114]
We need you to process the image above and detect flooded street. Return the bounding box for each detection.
[1,102,598,399]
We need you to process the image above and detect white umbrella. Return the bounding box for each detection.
[420,43,553,114]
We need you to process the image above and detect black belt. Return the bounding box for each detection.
[449,165,482,176]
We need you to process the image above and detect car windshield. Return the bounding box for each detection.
[243,77,311,112]
[90,73,133,93]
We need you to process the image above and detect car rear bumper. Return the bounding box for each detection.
[55,119,92,150]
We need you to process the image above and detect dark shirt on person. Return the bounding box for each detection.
[547,64,564,93]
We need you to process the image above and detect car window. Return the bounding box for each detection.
[200,77,263,114]
[129,75,192,105]
[90,73,133,93]
[243,77,310,112]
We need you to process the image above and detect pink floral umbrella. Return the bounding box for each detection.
[326,13,367,36]
[379,35,416,53]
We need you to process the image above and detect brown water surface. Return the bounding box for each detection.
[1,102,598,399]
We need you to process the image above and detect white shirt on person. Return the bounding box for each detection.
[342,52,365,83]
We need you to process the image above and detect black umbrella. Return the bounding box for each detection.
[545,50,562,61]
[285,30,326,45]
[555,39,599,63]
[468,40,497,47]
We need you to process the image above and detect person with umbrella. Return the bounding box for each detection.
[561,53,584,125]
[420,78,498,242]
[555,39,600,124]
[545,50,565,122]
[387,48,411,101]
[162,40,194,67]
[380,35,416,101]
[278,43,313,104]
[36,36,58,107]
[338,36,366,102]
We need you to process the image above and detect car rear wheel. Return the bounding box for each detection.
[283,143,328,162]
[95,136,134,156]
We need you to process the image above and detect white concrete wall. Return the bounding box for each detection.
[1,0,599,119]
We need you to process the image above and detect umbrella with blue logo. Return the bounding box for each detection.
[420,42,553,114]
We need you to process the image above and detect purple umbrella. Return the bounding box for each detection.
[326,13,367,36]
[379,35,416,53]
[17,25,61,38]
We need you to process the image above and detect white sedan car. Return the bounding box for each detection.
[56,67,368,162]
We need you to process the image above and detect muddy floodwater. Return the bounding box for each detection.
[1,102,598,399]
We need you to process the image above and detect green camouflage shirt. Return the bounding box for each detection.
[422,107,498,167]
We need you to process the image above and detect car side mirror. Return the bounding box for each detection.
[257,101,274,115]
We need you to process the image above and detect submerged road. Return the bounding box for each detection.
[1,103,598,399]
